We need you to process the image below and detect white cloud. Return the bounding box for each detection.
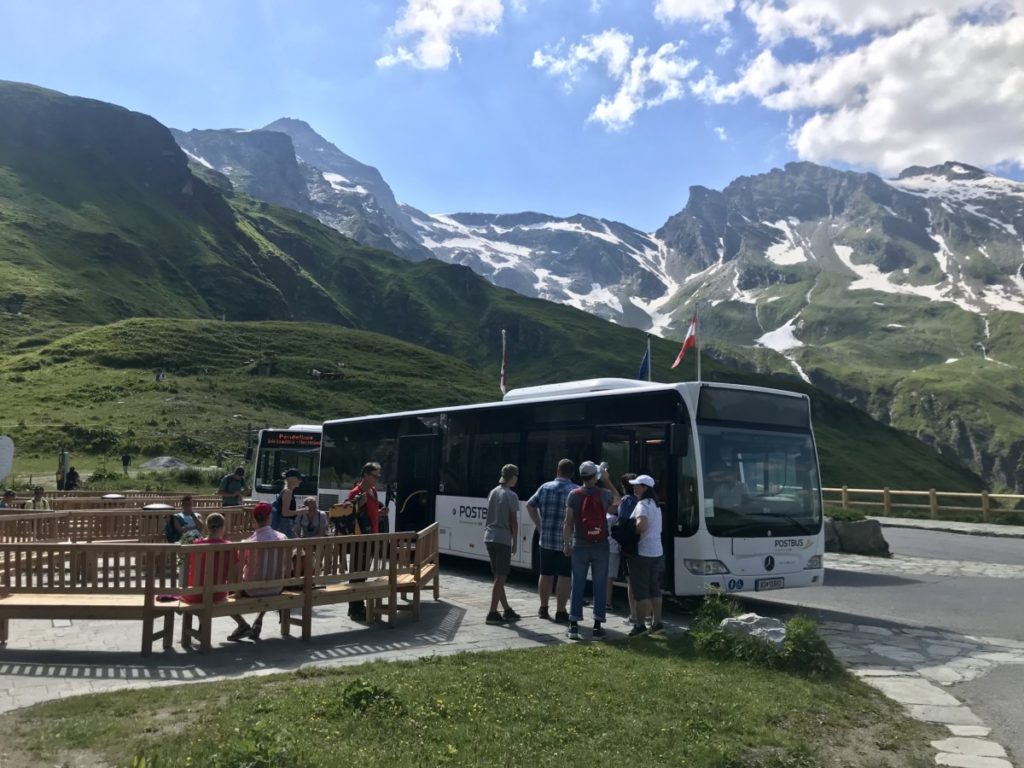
[377,0,504,69]
[655,0,736,24]
[714,125,728,141]
[533,30,698,129]
[743,0,1022,48]
[696,12,1024,173]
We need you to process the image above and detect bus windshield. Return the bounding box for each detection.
[254,431,320,497]
[698,424,821,538]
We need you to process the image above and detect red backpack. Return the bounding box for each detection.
[574,487,608,543]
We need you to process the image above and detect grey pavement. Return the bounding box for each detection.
[870,516,1024,539]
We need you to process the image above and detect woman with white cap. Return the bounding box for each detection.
[627,474,664,637]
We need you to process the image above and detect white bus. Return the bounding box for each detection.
[251,425,322,505]
[318,379,824,596]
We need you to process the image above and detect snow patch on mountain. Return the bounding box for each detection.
[764,219,809,265]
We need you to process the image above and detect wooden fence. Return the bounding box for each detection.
[823,487,1023,523]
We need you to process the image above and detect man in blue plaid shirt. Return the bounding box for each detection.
[527,458,578,622]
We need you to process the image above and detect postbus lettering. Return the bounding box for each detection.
[458,505,486,519]
[774,538,806,549]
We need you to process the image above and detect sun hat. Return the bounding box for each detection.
[579,460,599,479]
[629,474,656,488]
[284,468,303,479]
[499,464,519,484]
[252,502,273,519]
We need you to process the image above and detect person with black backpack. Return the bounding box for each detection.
[562,460,620,641]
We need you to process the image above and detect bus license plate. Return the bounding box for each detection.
[755,577,785,591]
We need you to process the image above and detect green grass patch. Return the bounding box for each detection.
[1,639,938,768]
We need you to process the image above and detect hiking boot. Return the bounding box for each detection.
[249,621,263,640]
[538,606,551,620]
[554,610,569,623]
[227,624,250,642]
[566,622,581,641]
[485,611,505,625]
[648,622,666,636]
[592,622,607,641]
[503,609,522,622]
[627,623,648,637]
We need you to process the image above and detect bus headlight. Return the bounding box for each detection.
[804,555,822,570]
[684,559,731,575]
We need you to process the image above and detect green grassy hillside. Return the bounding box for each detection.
[0,80,984,492]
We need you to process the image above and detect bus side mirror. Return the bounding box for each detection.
[669,424,690,456]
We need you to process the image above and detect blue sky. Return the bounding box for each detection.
[1,0,1021,231]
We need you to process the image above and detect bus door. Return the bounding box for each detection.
[396,434,440,533]
[597,425,673,587]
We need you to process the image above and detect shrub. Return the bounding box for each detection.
[692,593,741,632]
[780,616,844,678]
[825,506,867,522]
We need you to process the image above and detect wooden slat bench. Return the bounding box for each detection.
[395,523,440,619]
[176,531,419,653]
[0,542,178,655]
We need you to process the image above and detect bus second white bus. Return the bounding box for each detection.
[317,378,824,597]
[251,424,322,505]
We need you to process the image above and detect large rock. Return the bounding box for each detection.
[833,519,891,557]
[824,517,840,552]
[720,613,787,649]
[140,456,189,470]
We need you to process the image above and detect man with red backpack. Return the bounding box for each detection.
[562,460,620,641]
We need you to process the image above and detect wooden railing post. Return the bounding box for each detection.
[841,485,849,509]
[929,489,938,520]
[882,487,891,516]
[981,490,991,523]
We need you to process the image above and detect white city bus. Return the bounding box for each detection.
[251,425,322,505]
[318,379,824,596]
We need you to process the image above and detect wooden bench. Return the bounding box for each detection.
[395,523,440,619]
[0,542,177,655]
[176,531,420,653]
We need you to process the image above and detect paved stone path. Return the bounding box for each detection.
[0,563,1020,766]
[870,517,1024,539]
[828,551,1024,580]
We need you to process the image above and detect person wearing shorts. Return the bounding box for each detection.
[484,464,521,625]
[526,459,578,622]
[628,475,665,637]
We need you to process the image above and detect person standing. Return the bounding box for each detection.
[294,497,328,538]
[526,459,577,622]
[26,486,50,511]
[345,462,383,622]
[484,464,522,625]
[121,453,131,476]
[64,467,81,491]
[271,468,302,538]
[217,466,246,507]
[617,473,639,625]
[628,474,664,637]
[563,461,620,641]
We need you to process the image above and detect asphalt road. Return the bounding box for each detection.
[741,527,1024,765]
[884,526,1024,565]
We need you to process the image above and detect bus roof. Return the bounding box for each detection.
[322,379,808,428]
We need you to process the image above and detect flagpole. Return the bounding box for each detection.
[646,338,651,382]
[696,315,701,382]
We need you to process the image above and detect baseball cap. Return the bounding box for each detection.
[629,474,656,488]
[579,460,598,479]
[233,466,246,476]
[284,468,303,479]
[499,464,519,483]
[252,502,273,519]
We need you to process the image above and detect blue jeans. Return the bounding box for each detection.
[569,541,609,623]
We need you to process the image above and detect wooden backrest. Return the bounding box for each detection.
[0,543,177,595]
[175,538,306,601]
[0,507,260,544]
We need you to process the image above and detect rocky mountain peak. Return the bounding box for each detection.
[897,161,990,182]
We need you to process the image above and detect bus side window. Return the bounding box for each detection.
[677,449,699,537]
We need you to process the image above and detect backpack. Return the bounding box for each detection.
[574,487,608,543]
[610,516,639,557]
[164,513,184,543]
